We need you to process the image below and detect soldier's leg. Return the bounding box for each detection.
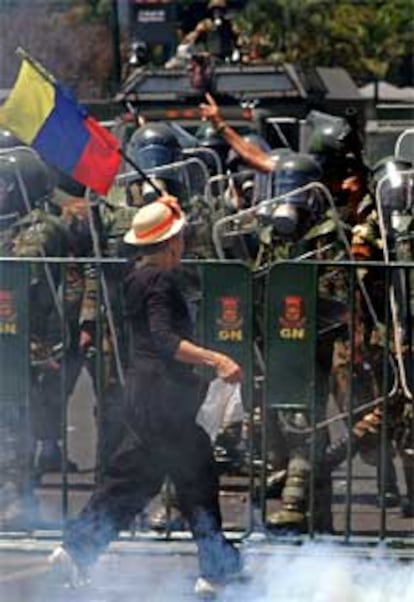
[266,360,333,534]
[365,349,401,505]
[265,403,311,533]
[312,360,334,533]
[266,448,310,533]
[32,355,81,478]
[375,439,400,507]
[263,408,289,498]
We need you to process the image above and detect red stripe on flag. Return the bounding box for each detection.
[84,115,120,152]
[72,117,121,195]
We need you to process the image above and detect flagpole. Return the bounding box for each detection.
[85,191,125,387]
[16,47,164,198]
[15,46,56,85]
[118,148,164,196]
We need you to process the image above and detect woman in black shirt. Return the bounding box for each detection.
[50,195,245,597]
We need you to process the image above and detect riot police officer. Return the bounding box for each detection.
[199,95,347,532]
[126,120,218,260]
[127,121,183,169]
[352,155,414,516]
[126,121,186,200]
[305,108,370,228]
[0,143,71,526]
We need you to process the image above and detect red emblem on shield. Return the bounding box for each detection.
[0,289,16,320]
[217,296,242,329]
[279,295,306,328]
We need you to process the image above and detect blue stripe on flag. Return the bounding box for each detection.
[33,86,90,173]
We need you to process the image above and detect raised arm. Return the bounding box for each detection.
[199,93,276,173]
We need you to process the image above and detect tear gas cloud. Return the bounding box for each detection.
[229,542,414,602]
[34,541,414,602]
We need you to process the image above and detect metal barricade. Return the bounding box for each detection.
[206,169,275,217]
[115,156,211,202]
[0,256,413,553]
[395,128,414,161]
[0,257,256,538]
[0,260,32,524]
[259,258,414,549]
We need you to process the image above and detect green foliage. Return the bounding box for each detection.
[237,0,413,83]
[66,0,111,23]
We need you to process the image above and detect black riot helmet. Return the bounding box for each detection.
[372,155,413,187]
[195,121,230,171]
[0,147,53,218]
[307,110,352,156]
[127,121,183,171]
[126,122,186,205]
[0,128,22,149]
[372,155,413,213]
[306,111,351,155]
[257,152,323,237]
[306,110,365,183]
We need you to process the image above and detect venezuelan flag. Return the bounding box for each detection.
[0,59,121,196]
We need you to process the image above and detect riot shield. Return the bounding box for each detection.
[0,260,32,521]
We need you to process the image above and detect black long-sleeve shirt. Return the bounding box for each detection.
[124,263,195,376]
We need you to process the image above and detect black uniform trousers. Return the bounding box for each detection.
[63,359,240,580]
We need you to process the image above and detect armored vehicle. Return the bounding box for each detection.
[115,60,366,152]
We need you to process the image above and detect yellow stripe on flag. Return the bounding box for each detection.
[0,59,55,144]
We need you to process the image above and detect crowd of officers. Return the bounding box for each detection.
[0,90,413,535]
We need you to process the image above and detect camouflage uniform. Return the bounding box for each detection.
[258,150,354,533]
[38,191,132,478]
[0,147,72,524]
[350,162,414,516]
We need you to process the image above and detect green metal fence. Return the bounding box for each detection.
[0,257,413,553]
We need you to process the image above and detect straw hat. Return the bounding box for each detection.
[123,196,185,246]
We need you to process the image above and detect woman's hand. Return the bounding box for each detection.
[213,352,243,384]
[174,340,242,383]
[199,92,222,127]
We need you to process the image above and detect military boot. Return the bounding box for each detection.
[266,455,310,533]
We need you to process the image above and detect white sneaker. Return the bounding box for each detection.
[48,546,90,588]
[194,567,252,598]
[194,576,222,598]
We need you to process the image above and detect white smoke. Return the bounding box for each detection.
[223,542,414,602]
[40,541,414,601]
